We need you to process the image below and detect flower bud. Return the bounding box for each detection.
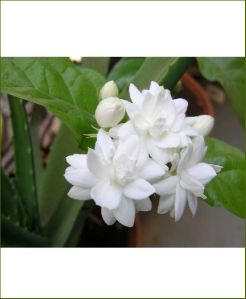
[193,115,214,136]
[69,57,82,63]
[100,81,119,99]
[95,97,125,128]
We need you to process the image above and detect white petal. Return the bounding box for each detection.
[129,83,143,106]
[187,192,197,216]
[114,197,135,227]
[179,135,192,147]
[151,89,170,114]
[139,159,166,181]
[185,116,197,125]
[114,135,140,161]
[210,164,222,173]
[108,124,121,138]
[177,144,193,174]
[87,149,109,179]
[91,181,122,209]
[180,172,204,197]
[135,198,152,212]
[162,99,176,127]
[154,176,178,196]
[187,163,217,185]
[64,167,97,188]
[148,120,166,139]
[123,100,139,119]
[118,121,136,140]
[67,186,91,200]
[158,195,175,214]
[142,91,156,113]
[172,114,185,132]
[189,136,207,166]
[149,81,162,94]
[174,98,188,114]
[124,178,155,200]
[174,184,187,221]
[95,129,115,160]
[135,144,149,170]
[192,115,214,136]
[180,125,199,137]
[157,132,180,148]
[147,140,172,164]
[101,208,116,225]
[132,112,149,133]
[66,154,87,168]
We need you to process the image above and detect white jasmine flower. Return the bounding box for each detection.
[186,115,214,136]
[154,137,221,221]
[100,80,119,99]
[64,129,166,227]
[118,82,198,163]
[69,57,82,63]
[95,97,125,128]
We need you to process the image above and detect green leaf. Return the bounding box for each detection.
[8,96,40,231]
[1,215,49,247]
[197,57,245,128]
[39,124,80,227]
[204,137,245,219]
[30,105,45,199]
[204,170,245,219]
[1,168,26,224]
[119,57,192,99]
[204,137,245,172]
[1,58,105,147]
[45,196,84,247]
[39,123,88,246]
[0,113,3,150]
[81,57,110,76]
[108,58,145,91]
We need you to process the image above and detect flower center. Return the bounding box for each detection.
[110,157,136,186]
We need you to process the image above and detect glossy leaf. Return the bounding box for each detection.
[108,58,145,91]
[120,57,177,98]
[8,96,40,231]
[204,137,245,172]
[81,57,110,76]
[1,58,105,147]
[204,170,245,218]
[204,137,245,218]
[119,57,193,99]
[197,58,245,127]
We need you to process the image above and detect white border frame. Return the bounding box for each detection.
[1,1,245,56]
[1,1,245,298]
[1,248,245,298]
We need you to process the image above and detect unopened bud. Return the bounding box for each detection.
[69,57,82,63]
[100,81,119,99]
[95,97,125,128]
[193,115,214,136]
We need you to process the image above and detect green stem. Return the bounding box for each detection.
[8,96,41,233]
[161,57,194,90]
